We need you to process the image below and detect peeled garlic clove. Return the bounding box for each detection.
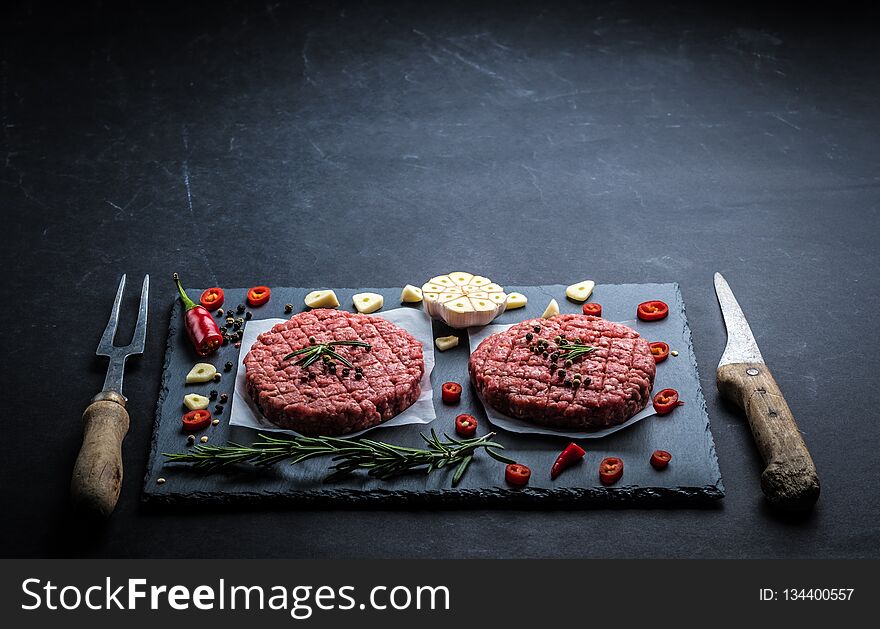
[353,292,384,314]
[185,362,217,384]
[183,393,210,411]
[435,335,460,351]
[506,292,528,309]
[542,298,560,319]
[400,284,423,303]
[565,280,595,302]
[304,290,340,309]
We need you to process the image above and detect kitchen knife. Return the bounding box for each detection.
[714,273,819,510]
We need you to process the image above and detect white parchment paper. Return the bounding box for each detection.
[229,308,436,438]
[467,322,657,439]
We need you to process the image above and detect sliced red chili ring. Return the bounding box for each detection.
[637,300,669,321]
[649,341,670,363]
[582,303,602,316]
[455,414,478,438]
[650,450,672,470]
[181,409,212,432]
[247,285,271,307]
[652,388,683,415]
[199,287,225,311]
[505,463,531,486]
[441,382,462,404]
[599,457,624,485]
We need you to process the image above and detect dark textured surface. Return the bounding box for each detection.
[145,284,721,504]
[2,1,878,557]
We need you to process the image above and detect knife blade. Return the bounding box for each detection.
[714,273,819,510]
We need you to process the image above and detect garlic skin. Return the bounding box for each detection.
[421,272,506,328]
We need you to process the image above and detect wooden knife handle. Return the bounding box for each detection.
[717,362,819,510]
[70,391,129,517]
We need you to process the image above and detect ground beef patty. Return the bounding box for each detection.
[244,309,424,435]
[469,315,655,429]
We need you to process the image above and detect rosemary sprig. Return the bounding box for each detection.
[558,339,597,362]
[163,430,515,487]
[283,339,371,369]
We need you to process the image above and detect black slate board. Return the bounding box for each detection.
[143,283,723,505]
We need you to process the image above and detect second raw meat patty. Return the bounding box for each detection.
[469,315,655,429]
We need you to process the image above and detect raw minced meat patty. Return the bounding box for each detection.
[469,315,655,429]
[244,309,424,435]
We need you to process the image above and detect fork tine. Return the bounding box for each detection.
[96,274,126,356]
[128,275,149,354]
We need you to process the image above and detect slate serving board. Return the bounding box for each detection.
[143,283,723,505]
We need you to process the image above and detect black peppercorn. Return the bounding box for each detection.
[212,373,221,382]
[226,317,234,326]
[308,371,316,379]
[542,351,549,358]
[558,369,566,378]
[309,336,317,344]
[224,361,233,371]
[354,372,362,380]
[533,325,541,332]
[551,352,559,360]
[186,434,196,446]
[214,405,223,414]
[237,304,245,314]
[209,390,218,400]
[565,359,573,368]
[284,303,293,313]
[217,308,224,317]
[245,311,252,320]
[525,332,533,341]
[342,368,350,376]
[219,393,229,403]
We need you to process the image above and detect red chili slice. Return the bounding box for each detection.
[505,463,531,486]
[181,409,212,432]
[582,303,602,316]
[199,287,225,311]
[247,286,271,307]
[637,300,669,321]
[550,442,586,480]
[650,450,672,470]
[652,388,683,415]
[441,382,462,404]
[599,457,624,485]
[455,414,478,437]
[649,341,670,363]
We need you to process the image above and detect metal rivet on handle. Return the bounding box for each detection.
[746,368,760,376]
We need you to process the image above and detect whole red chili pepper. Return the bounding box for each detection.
[550,442,586,479]
[173,273,223,357]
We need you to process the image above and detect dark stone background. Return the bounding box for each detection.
[1,0,877,558]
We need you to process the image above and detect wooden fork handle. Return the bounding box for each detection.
[70,391,129,517]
